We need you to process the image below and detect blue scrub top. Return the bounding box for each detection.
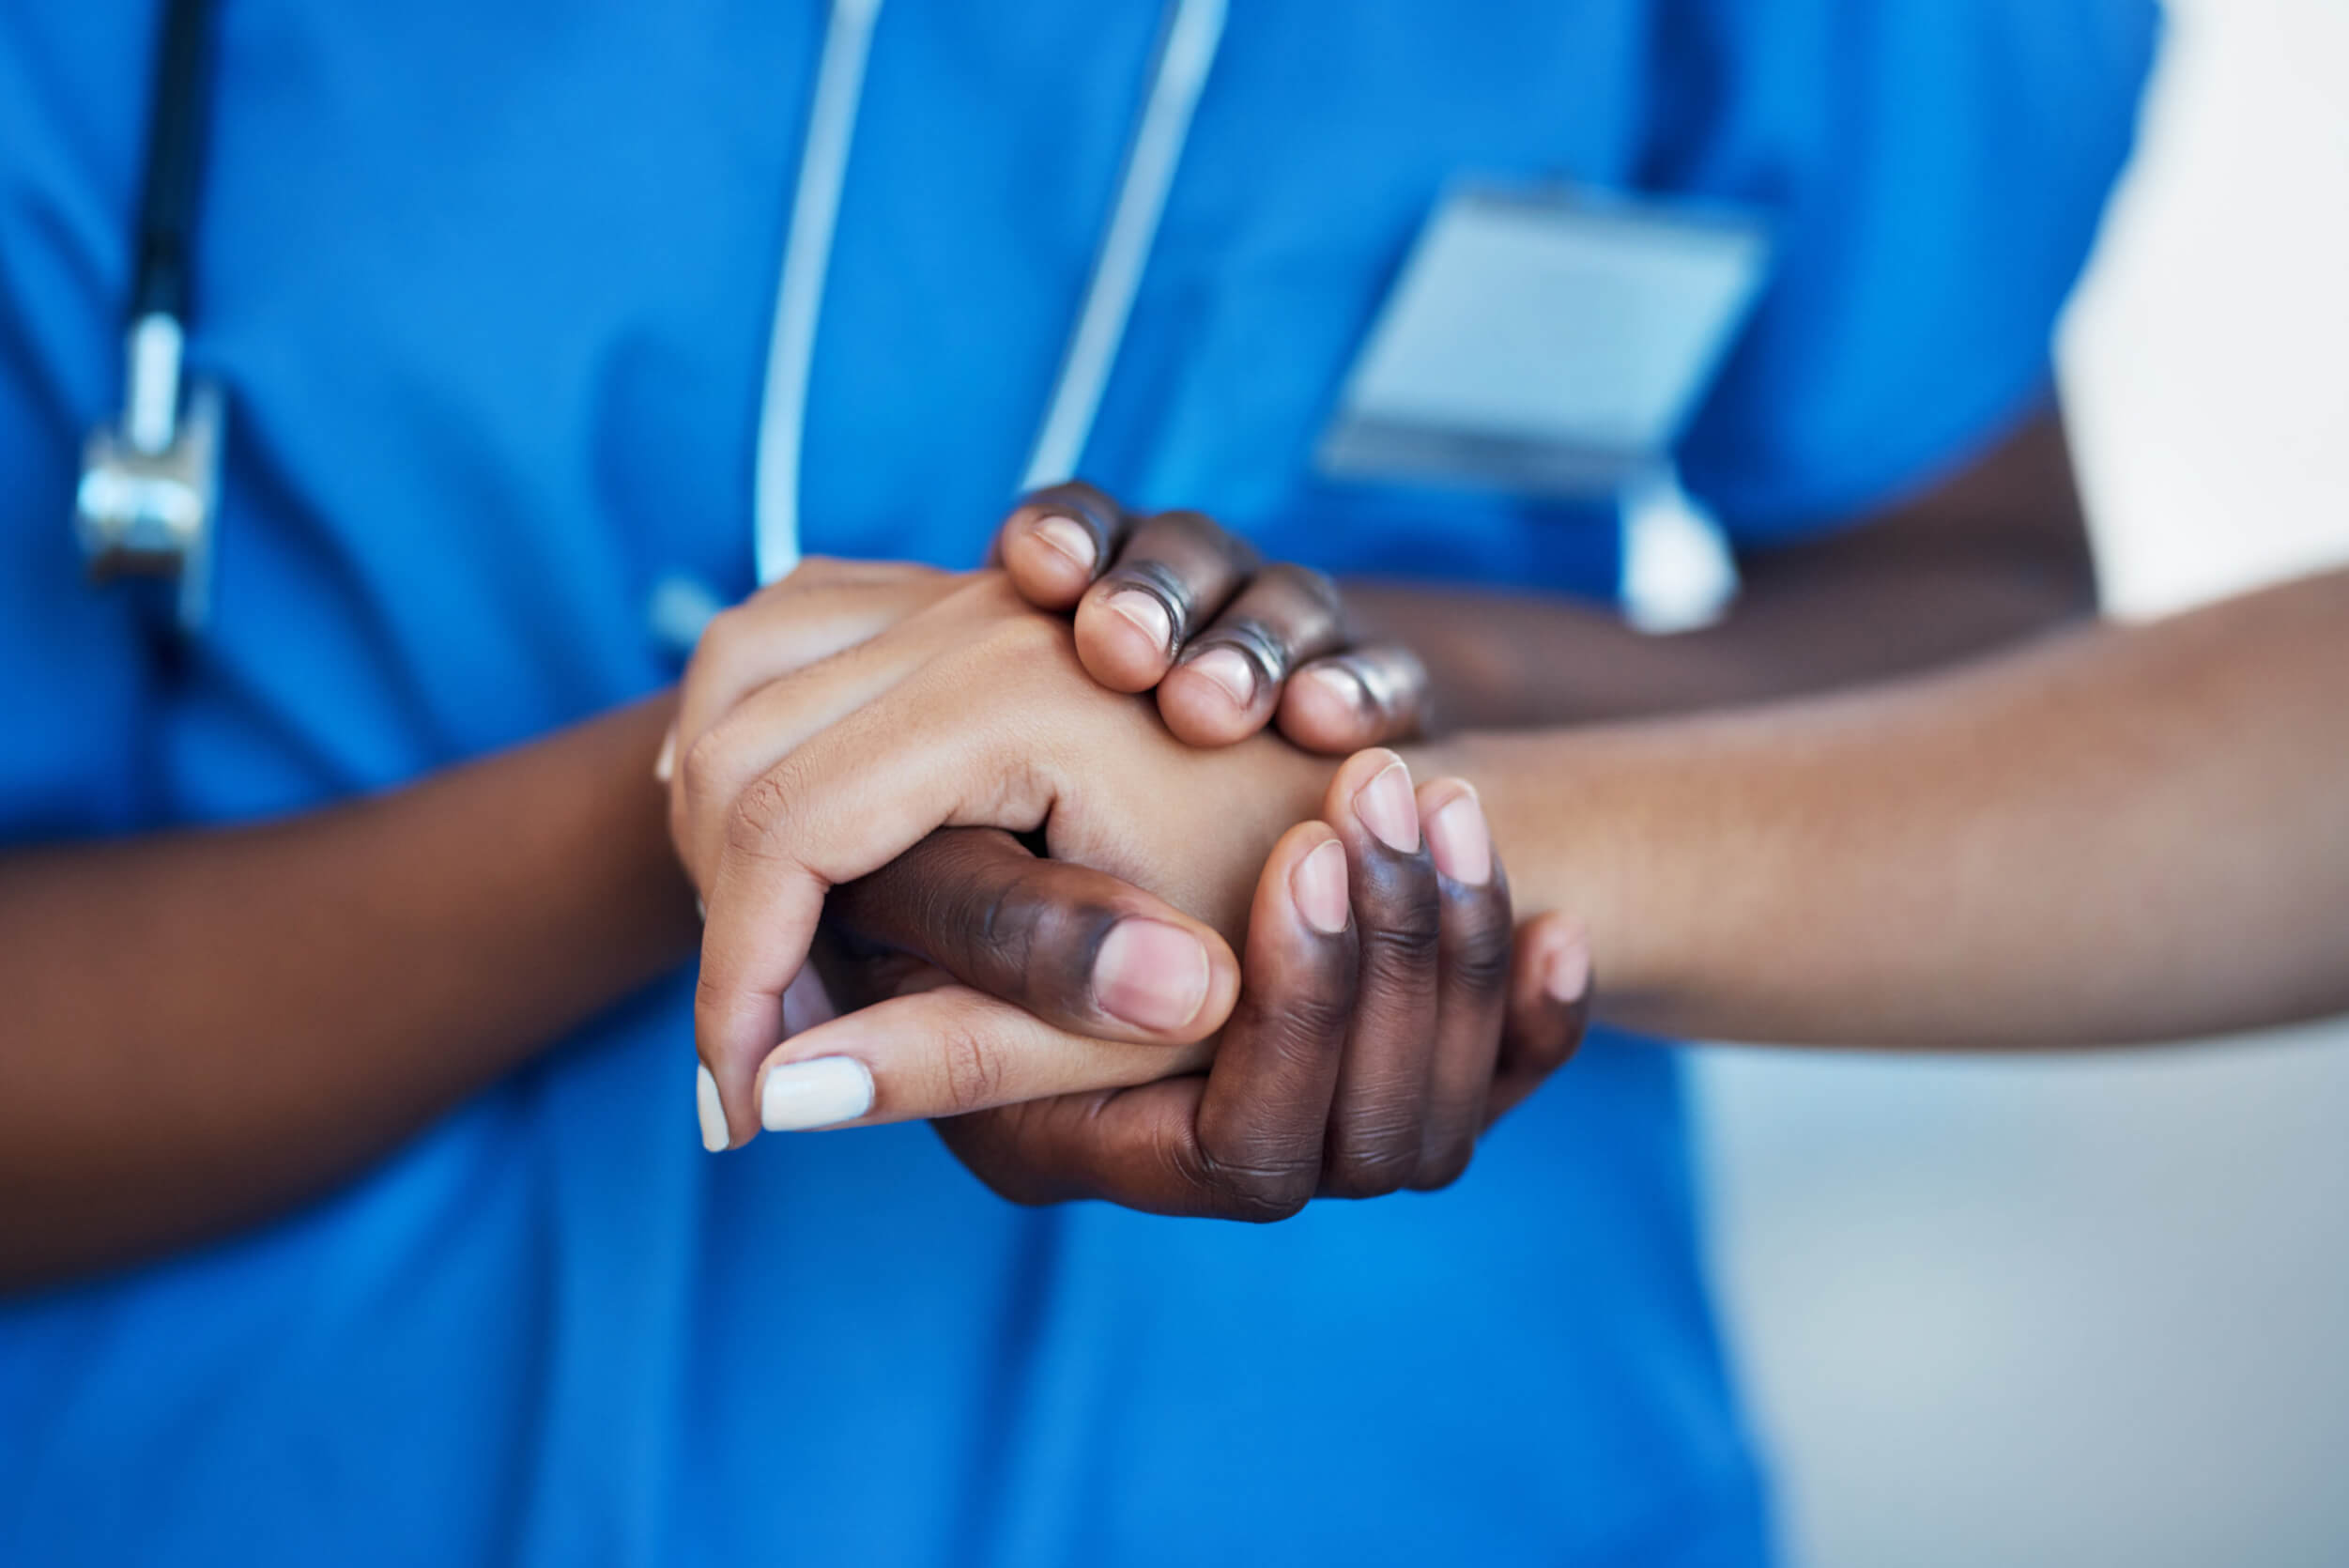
[0,3,2152,1563]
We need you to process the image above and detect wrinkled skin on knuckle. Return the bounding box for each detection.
[1353,853,1444,961]
[975,869,1123,1019]
[1208,1171,1313,1223]
[1356,910,1443,982]
[1260,987,1358,1060]
[1443,898,1517,1001]
[1318,1132,1425,1201]
[722,767,798,868]
[936,1018,1010,1115]
[1194,1143,1318,1222]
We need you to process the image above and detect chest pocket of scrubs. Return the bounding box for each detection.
[1316,183,1773,500]
[1101,0,1658,530]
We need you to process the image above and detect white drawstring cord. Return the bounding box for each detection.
[745,0,1226,596]
[1019,0,1227,493]
[753,0,884,586]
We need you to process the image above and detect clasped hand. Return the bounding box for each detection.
[665,484,1588,1219]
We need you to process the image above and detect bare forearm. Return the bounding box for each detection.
[1348,407,2096,727]
[0,696,699,1290]
[1432,570,2349,1048]
[1346,562,2089,727]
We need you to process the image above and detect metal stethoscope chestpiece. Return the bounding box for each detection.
[77,0,222,635]
[77,0,1230,648]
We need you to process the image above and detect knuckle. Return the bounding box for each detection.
[1193,1126,1321,1222]
[1319,1134,1422,1200]
[1153,507,1231,551]
[1273,986,1358,1050]
[678,730,748,845]
[1258,561,1343,618]
[1213,1171,1313,1223]
[937,1021,1009,1113]
[1412,1134,1478,1192]
[722,767,796,862]
[1444,908,1516,999]
[1360,900,1444,970]
[969,870,1044,980]
[982,608,1067,663]
[695,603,746,654]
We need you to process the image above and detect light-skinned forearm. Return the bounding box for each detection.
[0,696,700,1292]
[1425,569,2349,1049]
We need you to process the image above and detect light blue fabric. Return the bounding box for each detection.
[0,2,2154,1562]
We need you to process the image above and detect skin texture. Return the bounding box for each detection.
[999,480,1431,750]
[999,407,2094,741]
[0,538,1562,1291]
[671,562,1588,1208]
[0,696,703,1292]
[0,399,2089,1289]
[667,572,1542,1149]
[933,808,1591,1220]
[1437,567,2349,1048]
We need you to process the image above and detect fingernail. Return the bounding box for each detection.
[1030,515,1098,573]
[696,1062,729,1152]
[1291,838,1349,935]
[1093,918,1212,1032]
[1543,938,1591,1005]
[1425,787,1492,886]
[1302,663,1368,715]
[1353,759,1420,853]
[760,1056,875,1131]
[1106,589,1174,653]
[653,727,677,785]
[1184,646,1257,709]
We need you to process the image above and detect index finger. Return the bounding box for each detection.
[691,670,1057,1147]
[995,482,1132,608]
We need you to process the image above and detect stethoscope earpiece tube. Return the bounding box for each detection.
[132,0,218,328]
[748,0,1227,592]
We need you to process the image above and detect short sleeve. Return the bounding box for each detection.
[1660,0,2160,546]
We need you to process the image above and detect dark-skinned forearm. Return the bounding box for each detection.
[0,696,700,1292]
[1346,407,2096,727]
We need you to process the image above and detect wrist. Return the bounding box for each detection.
[1401,729,1660,1022]
[585,691,705,963]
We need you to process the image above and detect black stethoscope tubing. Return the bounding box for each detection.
[132,0,217,332]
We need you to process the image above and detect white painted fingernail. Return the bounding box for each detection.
[760,1056,874,1131]
[696,1062,729,1152]
[653,726,677,784]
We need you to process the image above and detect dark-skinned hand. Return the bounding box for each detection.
[664,518,1587,1217]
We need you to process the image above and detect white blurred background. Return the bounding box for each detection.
[1690,3,2349,1563]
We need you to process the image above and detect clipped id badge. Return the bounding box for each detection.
[1318,182,1772,499]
